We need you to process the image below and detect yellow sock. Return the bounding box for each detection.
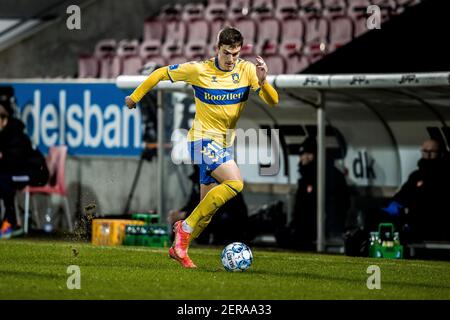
[185,180,244,241]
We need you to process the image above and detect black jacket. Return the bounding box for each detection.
[393,157,450,241]
[291,160,351,247]
[0,117,48,185]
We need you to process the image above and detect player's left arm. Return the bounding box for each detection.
[254,56,279,106]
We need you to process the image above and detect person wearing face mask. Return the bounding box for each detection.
[287,137,350,251]
[382,139,450,243]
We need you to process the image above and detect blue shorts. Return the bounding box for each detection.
[188,139,234,185]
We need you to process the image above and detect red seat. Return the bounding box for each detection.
[143,18,165,42]
[116,39,139,57]
[98,56,120,78]
[280,17,305,57]
[95,39,117,78]
[255,17,281,55]
[140,39,162,59]
[122,55,143,75]
[161,40,184,59]
[94,39,116,58]
[240,43,255,56]
[252,0,275,19]
[78,54,98,78]
[228,0,252,20]
[322,0,347,18]
[182,3,205,21]
[186,19,209,45]
[275,0,299,20]
[184,40,207,60]
[109,39,141,76]
[205,3,228,22]
[371,0,397,20]
[299,0,323,20]
[263,54,286,74]
[160,4,183,20]
[305,17,329,49]
[285,54,309,73]
[164,19,187,44]
[328,16,354,52]
[347,0,371,37]
[232,17,257,45]
[23,146,72,233]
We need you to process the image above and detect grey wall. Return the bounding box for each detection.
[0,0,201,77]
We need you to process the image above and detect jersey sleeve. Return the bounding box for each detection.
[167,61,199,84]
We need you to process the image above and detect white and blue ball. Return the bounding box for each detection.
[221,242,253,272]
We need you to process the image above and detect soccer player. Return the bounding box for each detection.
[125,27,279,268]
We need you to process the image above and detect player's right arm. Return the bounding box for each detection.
[125,62,199,109]
[125,66,170,109]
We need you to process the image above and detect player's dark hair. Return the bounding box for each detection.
[217,27,243,48]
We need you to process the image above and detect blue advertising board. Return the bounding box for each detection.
[1,82,143,157]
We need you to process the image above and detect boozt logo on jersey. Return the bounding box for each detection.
[193,86,250,105]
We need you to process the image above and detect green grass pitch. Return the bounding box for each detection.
[1,239,449,300]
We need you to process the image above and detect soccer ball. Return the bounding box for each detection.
[221,242,253,272]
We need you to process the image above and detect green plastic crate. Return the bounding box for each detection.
[131,213,160,225]
[124,224,170,248]
[369,223,404,259]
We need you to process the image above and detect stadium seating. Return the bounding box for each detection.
[371,0,397,20]
[232,17,257,47]
[143,17,165,43]
[279,17,305,57]
[94,39,118,78]
[255,17,281,55]
[78,0,422,76]
[263,54,286,74]
[347,0,371,37]
[275,0,299,20]
[228,0,252,20]
[285,53,309,73]
[78,54,98,78]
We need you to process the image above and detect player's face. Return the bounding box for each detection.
[217,45,241,71]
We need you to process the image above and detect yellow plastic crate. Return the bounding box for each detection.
[92,219,145,246]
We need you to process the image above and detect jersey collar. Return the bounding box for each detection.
[214,56,235,72]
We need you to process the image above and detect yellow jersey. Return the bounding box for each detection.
[167,57,267,147]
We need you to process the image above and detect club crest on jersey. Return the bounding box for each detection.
[211,76,218,83]
[231,73,240,84]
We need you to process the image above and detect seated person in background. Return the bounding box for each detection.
[168,165,249,245]
[286,137,350,251]
[382,139,450,243]
[0,88,49,237]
